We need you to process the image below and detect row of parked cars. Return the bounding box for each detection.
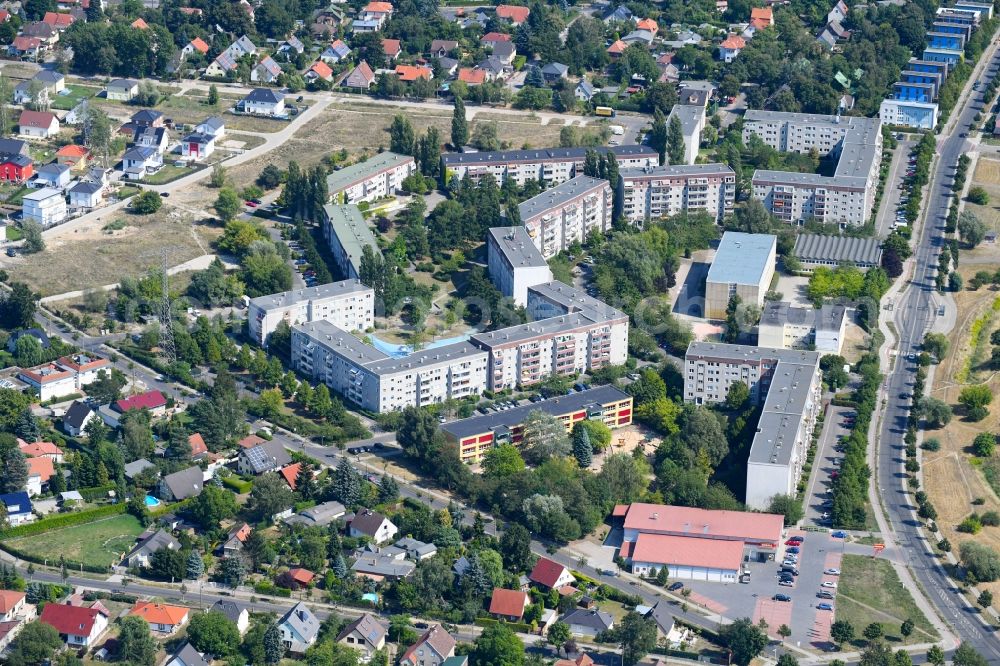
[893,150,919,230]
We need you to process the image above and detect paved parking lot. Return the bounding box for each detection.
[803,404,856,526]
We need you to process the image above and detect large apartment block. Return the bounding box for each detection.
[746,110,882,227]
[248,281,375,346]
[517,175,612,258]
[487,226,552,307]
[704,232,776,319]
[440,145,657,186]
[471,281,629,392]
[292,321,488,413]
[619,163,736,223]
[322,203,379,280]
[684,342,822,509]
[326,151,415,204]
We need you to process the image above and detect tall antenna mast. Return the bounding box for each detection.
[159,248,176,366]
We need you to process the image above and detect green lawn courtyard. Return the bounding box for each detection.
[3,514,145,568]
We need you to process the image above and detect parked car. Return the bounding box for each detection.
[668,582,684,591]
[817,591,835,600]
[821,581,838,588]
[824,568,841,576]
[817,603,835,611]
[831,531,847,538]
[773,594,791,602]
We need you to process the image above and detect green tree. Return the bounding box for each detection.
[246,473,294,521]
[648,108,667,165]
[721,618,769,666]
[959,385,993,421]
[520,409,571,464]
[968,187,990,205]
[973,432,997,457]
[725,380,750,409]
[1,283,37,330]
[186,551,204,579]
[863,623,883,642]
[482,443,526,477]
[899,619,914,638]
[4,621,63,666]
[920,397,953,429]
[388,114,415,155]
[667,113,686,165]
[187,611,241,656]
[263,621,283,664]
[767,494,804,526]
[20,220,44,253]
[978,589,993,608]
[451,96,468,149]
[499,523,532,571]
[860,641,892,666]
[830,620,854,646]
[214,188,241,222]
[547,621,570,647]
[923,332,949,359]
[927,645,945,666]
[572,422,593,468]
[959,210,988,248]
[472,623,524,666]
[953,644,989,666]
[207,84,219,106]
[118,616,157,666]
[187,484,238,528]
[0,435,28,494]
[960,542,1000,581]
[219,556,245,587]
[603,612,657,666]
[14,407,39,442]
[131,190,162,214]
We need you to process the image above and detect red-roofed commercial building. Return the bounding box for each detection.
[528,557,575,590]
[618,503,784,580]
[488,588,528,620]
[496,4,529,23]
[114,390,167,415]
[39,603,109,646]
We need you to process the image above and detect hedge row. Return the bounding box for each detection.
[474,617,534,634]
[151,497,194,518]
[1,540,110,574]
[0,503,126,539]
[253,581,292,598]
[79,484,117,502]
[222,476,253,494]
[598,583,641,606]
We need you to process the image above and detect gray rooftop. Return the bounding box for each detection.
[323,204,378,275]
[441,144,657,166]
[363,341,486,375]
[285,500,346,527]
[441,385,631,440]
[249,280,372,312]
[124,458,156,479]
[488,226,548,269]
[160,466,203,500]
[210,600,248,624]
[760,301,846,332]
[668,103,706,137]
[706,231,776,287]
[351,553,416,577]
[280,602,320,644]
[294,320,391,366]
[792,233,882,265]
[526,280,627,323]
[620,162,734,179]
[518,175,609,222]
[326,151,413,193]
[752,169,866,188]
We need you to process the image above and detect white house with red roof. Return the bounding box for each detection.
[488,588,528,621]
[718,34,746,62]
[359,1,393,28]
[0,590,25,622]
[528,557,575,590]
[18,110,59,139]
[17,363,75,401]
[114,390,167,416]
[616,503,784,581]
[39,603,108,647]
[399,625,455,666]
[18,439,64,462]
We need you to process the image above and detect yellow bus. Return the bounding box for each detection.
[595,106,616,117]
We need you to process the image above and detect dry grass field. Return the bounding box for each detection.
[965,158,1000,238]
[16,205,222,297]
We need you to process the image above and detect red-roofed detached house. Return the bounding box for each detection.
[488,588,528,620]
[114,390,167,415]
[529,557,575,590]
[39,603,108,647]
[496,4,529,23]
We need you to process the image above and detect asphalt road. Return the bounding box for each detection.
[877,45,1000,663]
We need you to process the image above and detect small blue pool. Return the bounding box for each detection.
[367,333,470,358]
[144,495,161,508]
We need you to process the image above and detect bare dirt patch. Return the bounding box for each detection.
[16,206,222,296]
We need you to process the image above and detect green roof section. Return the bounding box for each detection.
[325,151,412,195]
[323,203,378,279]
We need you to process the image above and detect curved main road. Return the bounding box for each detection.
[877,44,1000,662]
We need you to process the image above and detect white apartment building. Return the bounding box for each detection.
[326,152,416,204]
[745,110,883,227]
[441,145,658,186]
[248,281,375,347]
[517,175,612,258]
[23,187,66,227]
[878,98,939,130]
[323,203,379,281]
[17,353,111,401]
[684,342,822,509]
[292,321,488,413]
[704,231,776,319]
[471,281,629,391]
[619,163,735,223]
[757,302,848,354]
[668,103,706,165]
[487,226,553,307]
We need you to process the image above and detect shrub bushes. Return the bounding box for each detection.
[0,503,125,539]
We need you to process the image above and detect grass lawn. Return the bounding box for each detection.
[837,554,938,644]
[4,513,145,568]
[51,84,99,111]
[142,164,203,185]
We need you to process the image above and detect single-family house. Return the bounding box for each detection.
[205,52,237,77]
[184,37,210,56]
[561,609,614,637]
[529,557,576,590]
[24,455,54,496]
[0,492,33,527]
[58,490,83,506]
[496,4,529,23]
[195,116,225,138]
[359,0,393,28]
[0,153,32,183]
[19,438,64,462]
[395,64,432,81]
[400,625,456,666]
[343,61,375,90]
[14,69,65,104]
[123,528,181,567]
[306,60,334,82]
[278,602,320,655]
[19,110,59,139]
[39,603,108,647]
[131,17,149,28]
[106,79,140,101]
[284,500,346,528]
[135,125,169,153]
[394,537,437,560]
[62,400,96,436]
[122,146,161,179]
[749,6,774,28]
[123,458,156,481]
[279,35,304,55]
[115,389,167,415]
[9,37,42,59]
[55,144,89,170]
[321,39,351,63]
[237,439,292,476]
[489,588,529,621]
[480,31,512,48]
[167,642,211,666]
[554,655,595,666]
[279,462,302,490]
[383,38,401,60]
[278,568,315,590]
[222,522,252,556]
[22,22,58,48]
[574,79,595,101]
[490,41,517,65]
[603,4,633,21]
[437,57,459,77]
[0,620,23,654]
[68,180,105,209]
[6,326,47,351]
[453,556,471,578]
[42,12,74,29]
[187,433,208,459]
[210,600,250,635]
[430,39,458,57]
[349,509,398,544]
[131,109,164,128]
[337,613,387,661]
[718,34,746,61]
[33,163,70,189]
[351,550,416,580]
[0,590,25,622]
[181,132,216,159]
[457,67,486,86]
[158,466,204,501]
[477,56,508,80]
[541,62,568,82]
[251,56,282,83]
[239,88,285,116]
[130,603,189,634]
[22,188,66,227]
